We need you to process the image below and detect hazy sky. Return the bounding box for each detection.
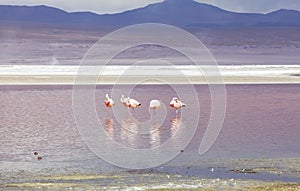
[0,0,299,14]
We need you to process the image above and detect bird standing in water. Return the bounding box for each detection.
[127,97,142,112]
[121,95,130,107]
[105,94,115,108]
[170,97,186,115]
[149,100,161,115]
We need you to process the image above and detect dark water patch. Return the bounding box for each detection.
[290,73,300,77]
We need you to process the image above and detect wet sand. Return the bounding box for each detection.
[1,173,299,190]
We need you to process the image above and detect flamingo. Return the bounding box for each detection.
[105,94,115,108]
[127,97,141,112]
[149,100,161,115]
[121,95,130,107]
[170,97,186,114]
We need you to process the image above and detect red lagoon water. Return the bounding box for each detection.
[0,85,300,174]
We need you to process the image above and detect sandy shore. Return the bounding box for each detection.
[0,65,300,85]
[1,157,299,190]
[1,173,299,190]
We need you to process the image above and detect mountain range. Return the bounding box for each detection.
[1,0,300,27]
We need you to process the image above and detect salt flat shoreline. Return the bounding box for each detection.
[0,65,300,85]
[1,157,300,190]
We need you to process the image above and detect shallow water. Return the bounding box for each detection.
[1,85,300,184]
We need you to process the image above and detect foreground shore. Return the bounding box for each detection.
[1,158,299,190]
[1,174,300,190]
[1,65,300,85]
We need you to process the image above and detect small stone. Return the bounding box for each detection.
[34,152,38,155]
[37,156,42,160]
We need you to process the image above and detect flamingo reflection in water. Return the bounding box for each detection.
[105,117,139,146]
[120,117,140,147]
[170,117,183,137]
[149,123,162,147]
[103,116,184,150]
[119,117,163,149]
[150,117,184,148]
[105,118,114,140]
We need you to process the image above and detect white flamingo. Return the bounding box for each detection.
[170,97,186,114]
[121,95,130,107]
[105,94,114,108]
[127,97,142,112]
[149,100,161,115]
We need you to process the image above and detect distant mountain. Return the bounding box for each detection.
[1,0,300,27]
